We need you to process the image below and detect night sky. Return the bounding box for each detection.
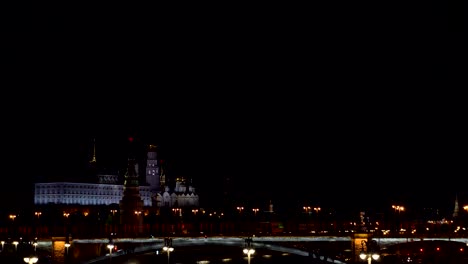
[1,4,466,215]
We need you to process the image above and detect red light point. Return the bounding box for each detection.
[128,137,134,142]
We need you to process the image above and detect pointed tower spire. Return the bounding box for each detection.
[160,159,166,189]
[453,193,460,218]
[90,138,97,164]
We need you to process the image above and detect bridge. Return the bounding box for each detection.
[33,235,467,264]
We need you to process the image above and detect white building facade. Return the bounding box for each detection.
[34,141,199,208]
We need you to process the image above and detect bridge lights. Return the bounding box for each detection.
[359,239,380,264]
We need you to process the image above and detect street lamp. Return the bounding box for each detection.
[392,205,405,232]
[359,239,380,264]
[33,239,38,252]
[23,256,39,264]
[252,208,259,216]
[65,242,70,256]
[1,241,4,251]
[13,241,19,251]
[392,205,404,214]
[243,237,255,264]
[34,211,42,236]
[171,208,181,217]
[110,209,118,233]
[107,241,114,263]
[35,211,42,219]
[163,238,174,264]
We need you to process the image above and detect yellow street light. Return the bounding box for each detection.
[392,205,405,213]
[392,205,405,232]
[252,208,259,216]
[13,241,19,251]
[243,237,255,264]
[65,241,71,255]
[34,212,42,219]
[107,242,114,263]
[359,239,380,264]
[23,256,39,264]
[163,238,174,264]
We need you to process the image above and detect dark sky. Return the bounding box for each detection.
[1,90,466,213]
[1,4,466,214]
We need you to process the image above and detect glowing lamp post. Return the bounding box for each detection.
[252,208,259,216]
[243,237,255,264]
[35,211,42,219]
[392,205,405,232]
[110,209,118,233]
[65,241,70,256]
[359,239,380,264]
[163,238,174,264]
[9,214,17,221]
[107,242,114,263]
[13,241,19,251]
[23,256,39,264]
[34,211,42,236]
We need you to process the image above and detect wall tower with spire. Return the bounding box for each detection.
[119,138,144,236]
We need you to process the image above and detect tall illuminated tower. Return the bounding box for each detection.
[119,137,144,236]
[146,144,161,194]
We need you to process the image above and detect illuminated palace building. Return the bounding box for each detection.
[34,141,199,209]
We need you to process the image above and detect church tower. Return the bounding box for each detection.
[119,137,144,236]
[145,144,161,194]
